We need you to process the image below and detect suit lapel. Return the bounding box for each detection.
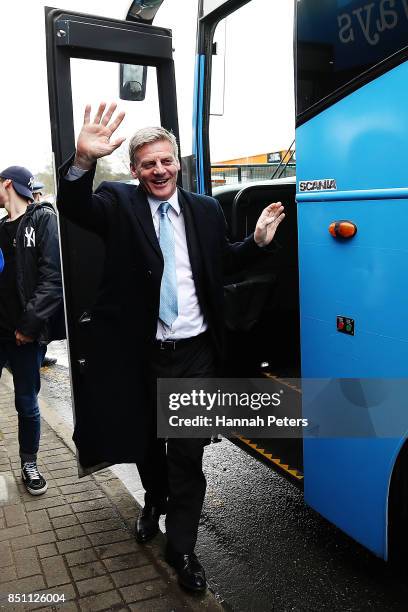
[130,185,162,259]
[179,188,212,322]
[178,189,202,275]
[179,188,214,278]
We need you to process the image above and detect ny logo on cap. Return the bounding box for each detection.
[28,176,34,190]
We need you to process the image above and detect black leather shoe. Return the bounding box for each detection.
[135,506,161,543]
[165,548,207,592]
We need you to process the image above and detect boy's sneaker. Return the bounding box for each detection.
[41,356,57,367]
[21,462,48,495]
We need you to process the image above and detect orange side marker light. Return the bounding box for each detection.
[329,221,357,239]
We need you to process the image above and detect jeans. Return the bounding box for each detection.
[0,340,46,463]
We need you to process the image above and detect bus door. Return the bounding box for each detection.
[194,0,302,483]
[45,6,179,473]
[296,0,408,558]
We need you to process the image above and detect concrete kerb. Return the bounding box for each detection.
[0,369,224,611]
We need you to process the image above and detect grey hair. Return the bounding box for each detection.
[129,127,179,167]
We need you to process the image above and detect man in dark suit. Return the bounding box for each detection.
[57,102,285,592]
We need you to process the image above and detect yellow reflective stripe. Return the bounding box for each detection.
[235,435,304,481]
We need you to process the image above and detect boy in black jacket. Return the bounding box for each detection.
[0,166,63,495]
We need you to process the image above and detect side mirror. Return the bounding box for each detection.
[119,64,147,101]
[126,0,165,24]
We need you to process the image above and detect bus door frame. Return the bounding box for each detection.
[45,7,180,473]
[195,0,250,194]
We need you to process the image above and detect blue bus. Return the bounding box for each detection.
[45,0,408,561]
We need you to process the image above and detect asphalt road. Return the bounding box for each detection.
[40,343,408,612]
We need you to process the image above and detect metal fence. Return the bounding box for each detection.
[211,163,296,187]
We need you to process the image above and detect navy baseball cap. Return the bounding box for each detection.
[33,181,45,194]
[0,166,34,201]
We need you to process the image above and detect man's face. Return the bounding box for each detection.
[131,139,180,200]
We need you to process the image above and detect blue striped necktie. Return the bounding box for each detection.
[158,202,178,327]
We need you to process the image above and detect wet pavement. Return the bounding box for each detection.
[22,344,408,610]
[0,372,221,612]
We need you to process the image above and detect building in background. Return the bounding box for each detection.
[211,149,295,186]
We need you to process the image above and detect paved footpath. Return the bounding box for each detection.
[0,374,223,612]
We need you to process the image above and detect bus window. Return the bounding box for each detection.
[67,58,162,324]
[202,0,231,16]
[297,0,408,118]
[154,1,199,164]
[70,59,161,189]
[208,0,295,190]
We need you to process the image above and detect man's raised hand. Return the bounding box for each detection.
[74,102,126,170]
[254,202,285,248]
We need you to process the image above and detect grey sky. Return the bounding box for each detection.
[0,0,294,177]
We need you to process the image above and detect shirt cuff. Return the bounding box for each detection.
[65,165,88,181]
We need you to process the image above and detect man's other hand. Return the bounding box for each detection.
[254,202,285,248]
[74,102,126,170]
[15,331,34,346]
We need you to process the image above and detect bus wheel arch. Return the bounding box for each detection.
[388,437,408,562]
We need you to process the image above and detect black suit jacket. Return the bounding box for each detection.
[57,160,263,466]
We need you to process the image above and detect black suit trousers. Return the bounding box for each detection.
[136,331,216,554]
